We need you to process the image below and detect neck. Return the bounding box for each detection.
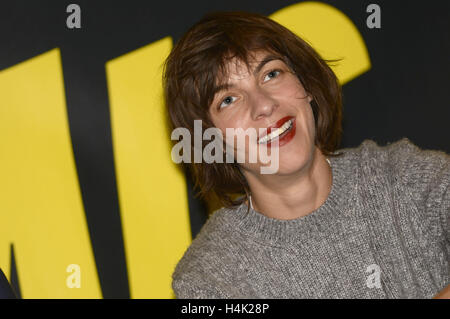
[243,147,332,220]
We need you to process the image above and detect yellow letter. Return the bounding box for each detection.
[0,49,101,298]
[106,37,191,298]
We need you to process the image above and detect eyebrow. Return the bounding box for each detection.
[212,54,282,96]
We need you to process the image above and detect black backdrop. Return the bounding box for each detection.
[0,0,449,298]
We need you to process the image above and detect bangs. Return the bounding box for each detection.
[200,45,285,112]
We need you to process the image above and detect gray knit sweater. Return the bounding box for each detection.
[172,138,450,298]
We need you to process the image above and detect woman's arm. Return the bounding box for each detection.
[433,284,450,299]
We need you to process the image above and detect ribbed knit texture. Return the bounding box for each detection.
[172,138,450,298]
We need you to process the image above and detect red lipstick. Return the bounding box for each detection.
[259,116,296,147]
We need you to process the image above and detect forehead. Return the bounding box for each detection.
[220,50,279,78]
[215,50,285,88]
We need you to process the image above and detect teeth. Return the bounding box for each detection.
[258,119,293,144]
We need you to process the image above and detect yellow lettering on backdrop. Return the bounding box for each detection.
[106,37,191,298]
[270,1,371,84]
[0,48,101,298]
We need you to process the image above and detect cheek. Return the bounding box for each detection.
[210,115,229,136]
[212,117,248,156]
[276,74,309,98]
[292,103,316,146]
[214,115,250,137]
[303,104,316,133]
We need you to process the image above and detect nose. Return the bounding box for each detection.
[249,87,279,121]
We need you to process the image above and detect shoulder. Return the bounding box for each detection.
[171,206,240,298]
[342,138,449,177]
[374,138,447,185]
[172,207,228,278]
[389,139,449,194]
[343,137,450,202]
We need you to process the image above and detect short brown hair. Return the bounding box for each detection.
[163,11,343,208]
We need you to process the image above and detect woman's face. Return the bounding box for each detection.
[208,50,317,176]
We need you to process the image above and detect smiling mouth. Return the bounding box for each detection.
[258,117,295,144]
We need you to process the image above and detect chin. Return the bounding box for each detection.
[274,139,315,175]
[243,134,315,176]
[275,157,308,176]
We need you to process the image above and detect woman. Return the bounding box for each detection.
[163,11,449,298]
